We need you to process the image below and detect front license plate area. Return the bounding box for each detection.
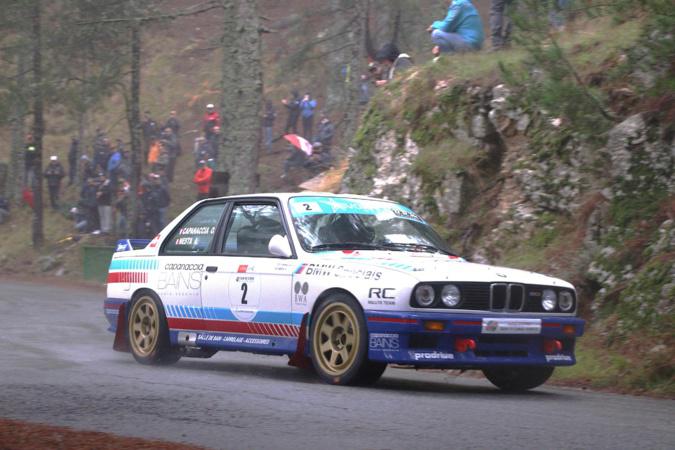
[481,318,541,334]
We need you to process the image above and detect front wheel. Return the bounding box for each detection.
[128,292,181,365]
[310,294,386,385]
[482,366,554,392]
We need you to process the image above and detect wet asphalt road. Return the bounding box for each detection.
[0,280,673,450]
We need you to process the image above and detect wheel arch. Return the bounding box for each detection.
[131,287,163,307]
[310,287,363,320]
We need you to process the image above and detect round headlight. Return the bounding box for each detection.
[542,289,557,311]
[414,285,436,307]
[441,284,461,307]
[559,291,574,312]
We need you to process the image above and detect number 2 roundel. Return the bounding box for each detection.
[228,273,261,322]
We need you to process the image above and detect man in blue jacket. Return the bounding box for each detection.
[428,0,484,54]
[299,93,317,139]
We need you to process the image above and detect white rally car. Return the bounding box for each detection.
[105,193,584,390]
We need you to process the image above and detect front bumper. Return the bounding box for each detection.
[365,310,585,368]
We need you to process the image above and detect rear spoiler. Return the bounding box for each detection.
[115,239,152,252]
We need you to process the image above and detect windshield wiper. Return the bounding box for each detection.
[377,242,455,256]
[311,242,384,252]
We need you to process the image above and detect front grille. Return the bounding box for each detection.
[410,282,576,313]
[490,283,524,311]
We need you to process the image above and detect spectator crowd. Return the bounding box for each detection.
[1,0,575,239]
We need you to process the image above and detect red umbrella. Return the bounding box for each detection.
[283,134,313,156]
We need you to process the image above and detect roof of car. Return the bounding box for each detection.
[207,192,398,203]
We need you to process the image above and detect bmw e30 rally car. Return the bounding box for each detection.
[105,193,584,390]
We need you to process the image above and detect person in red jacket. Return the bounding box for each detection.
[202,103,220,140]
[192,160,213,201]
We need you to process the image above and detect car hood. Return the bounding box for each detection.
[311,250,573,289]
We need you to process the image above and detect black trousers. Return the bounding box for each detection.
[48,185,60,208]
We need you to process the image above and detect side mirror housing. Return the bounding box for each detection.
[268,234,293,258]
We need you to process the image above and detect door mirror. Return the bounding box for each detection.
[268,234,293,258]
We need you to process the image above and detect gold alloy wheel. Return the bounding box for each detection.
[313,303,360,376]
[129,296,159,357]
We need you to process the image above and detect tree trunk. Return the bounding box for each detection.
[127,21,142,237]
[220,0,263,195]
[31,0,44,248]
[219,0,238,186]
[8,53,27,206]
[76,60,88,186]
[340,0,366,146]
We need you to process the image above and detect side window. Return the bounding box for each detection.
[163,203,226,254]
[222,203,285,256]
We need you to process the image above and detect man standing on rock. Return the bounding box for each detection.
[43,155,65,210]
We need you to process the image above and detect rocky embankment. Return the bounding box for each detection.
[342,27,674,392]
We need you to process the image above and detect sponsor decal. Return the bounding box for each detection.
[148,234,161,248]
[197,333,271,346]
[368,288,395,299]
[391,208,424,223]
[294,281,309,305]
[158,271,201,291]
[545,354,573,362]
[369,333,400,350]
[289,197,426,224]
[409,351,454,361]
[367,287,396,306]
[236,275,255,283]
[274,262,293,272]
[481,318,542,334]
[295,263,382,280]
[237,264,249,273]
[340,267,381,280]
[164,263,204,271]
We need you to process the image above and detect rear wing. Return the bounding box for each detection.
[115,239,152,252]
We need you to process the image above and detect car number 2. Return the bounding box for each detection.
[240,282,248,304]
[229,275,260,321]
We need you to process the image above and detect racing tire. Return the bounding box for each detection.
[482,366,554,392]
[128,292,181,365]
[310,294,386,386]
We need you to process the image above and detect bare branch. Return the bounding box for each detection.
[76,1,221,26]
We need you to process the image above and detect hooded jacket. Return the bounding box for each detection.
[193,166,213,194]
[431,0,484,49]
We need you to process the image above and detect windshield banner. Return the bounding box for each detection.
[289,196,426,224]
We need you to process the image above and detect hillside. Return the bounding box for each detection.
[342,11,674,395]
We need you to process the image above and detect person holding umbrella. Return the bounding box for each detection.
[281,134,313,180]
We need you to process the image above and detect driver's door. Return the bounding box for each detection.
[200,201,297,345]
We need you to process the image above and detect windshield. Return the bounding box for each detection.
[289,196,453,254]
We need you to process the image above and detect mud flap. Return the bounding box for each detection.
[113,302,130,353]
[288,313,312,369]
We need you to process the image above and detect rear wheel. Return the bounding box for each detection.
[482,366,554,391]
[128,292,181,365]
[310,294,386,385]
